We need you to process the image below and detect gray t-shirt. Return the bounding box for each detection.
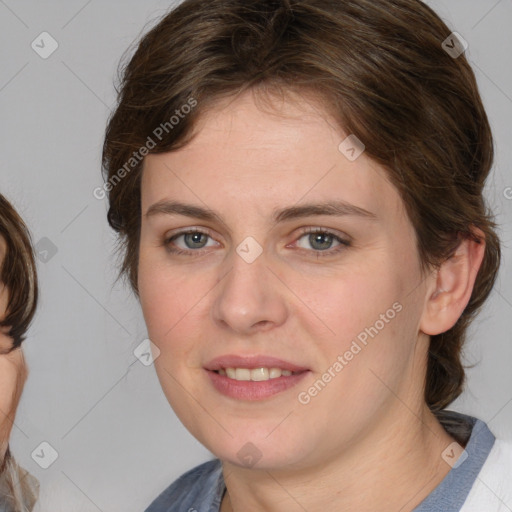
[145,411,495,512]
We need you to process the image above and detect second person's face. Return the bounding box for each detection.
[0,237,10,347]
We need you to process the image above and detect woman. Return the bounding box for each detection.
[102,0,511,510]
[0,194,39,511]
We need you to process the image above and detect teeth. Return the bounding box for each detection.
[269,368,282,379]
[235,368,251,381]
[219,367,296,381]
[251,368,269,381]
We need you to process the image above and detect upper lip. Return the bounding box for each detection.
[204,355,309,372]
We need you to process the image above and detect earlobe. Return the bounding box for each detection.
[420,228,486,336]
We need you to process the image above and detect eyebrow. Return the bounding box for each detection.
[145,199,377,225]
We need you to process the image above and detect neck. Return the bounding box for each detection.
[220,406,456,512]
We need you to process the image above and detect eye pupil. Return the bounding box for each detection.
[310,233,332,250]
[185,232,207,248]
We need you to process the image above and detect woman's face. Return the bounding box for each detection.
[138,90,435,470]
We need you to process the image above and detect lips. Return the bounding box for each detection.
[204,354,310,400]
[204,354,309,373]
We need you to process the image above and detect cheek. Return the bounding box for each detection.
[0,285,13,351]
[137,261,211,358]
[295,262,402,347]
[295,254,421,395]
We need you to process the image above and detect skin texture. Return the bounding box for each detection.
[137,89,485,512]
[0,237,28,465]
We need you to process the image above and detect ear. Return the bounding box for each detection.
[420,227,486,336]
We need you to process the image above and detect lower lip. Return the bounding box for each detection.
[206,369,310,400]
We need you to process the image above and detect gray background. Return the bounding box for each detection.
[0,0,511,510]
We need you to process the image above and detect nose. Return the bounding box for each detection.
[211,246,289,335]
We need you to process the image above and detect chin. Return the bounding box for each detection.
[199,429,313,471]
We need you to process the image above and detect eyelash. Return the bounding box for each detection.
[162,227,351,258]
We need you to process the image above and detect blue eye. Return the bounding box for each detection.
[297,231,339,251]
[163,227,350,258]
[164,230,216,255]
[179,231,209,249]
[293,228,350,257]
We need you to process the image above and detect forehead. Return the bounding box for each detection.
[141,89,405,226]
[175,88,345,163]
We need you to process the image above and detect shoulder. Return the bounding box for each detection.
[461,438,512,511]
[144,459,224,512]
[0,453,40,512]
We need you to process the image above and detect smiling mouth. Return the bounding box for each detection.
[214,367,304,381]
[206,362,310,400]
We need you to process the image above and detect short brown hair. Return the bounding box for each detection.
[0,194,38,350]
[102,0,501,412]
